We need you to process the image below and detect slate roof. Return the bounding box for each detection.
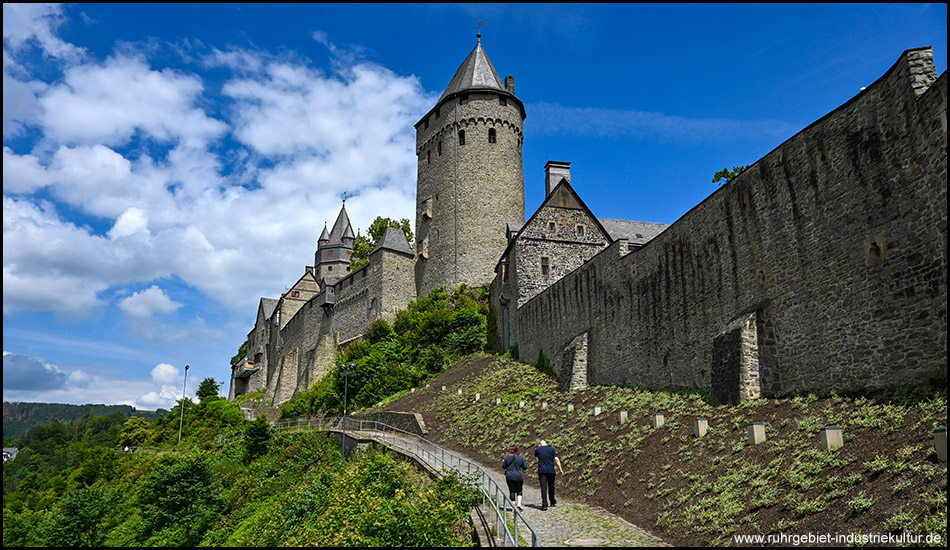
[597,219,668,247]
[260,297,278,320]
[326,204,354,245]
[372,227,414,257]
[439,37,507,101]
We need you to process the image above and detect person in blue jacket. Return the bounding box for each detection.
[533,440,565,510]
[502,445,527,511]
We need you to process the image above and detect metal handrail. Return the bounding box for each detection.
[228,416,541,546]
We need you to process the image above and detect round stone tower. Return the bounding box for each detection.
[414,34,526,296]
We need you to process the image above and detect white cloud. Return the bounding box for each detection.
[3,15,428,332]
[151,362,180,384]
[38,54,226,148]
[2,3,85,61]
[108,207,150,239]
[118,286,182,319]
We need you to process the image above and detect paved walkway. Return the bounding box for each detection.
[345,426,667,547]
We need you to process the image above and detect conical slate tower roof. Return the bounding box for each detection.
[439,35,507,101]
[326,203,354,245]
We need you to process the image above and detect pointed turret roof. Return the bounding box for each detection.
[439,35,506,101]
[318,223,330,243]
[417,34,525,127]
[327,203,354,245]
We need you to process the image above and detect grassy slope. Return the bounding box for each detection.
[379,354,947,547]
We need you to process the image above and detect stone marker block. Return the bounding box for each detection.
[593,406,601,417]
[411,387,415,393]
[458,389,462,395]
[567,404,575,413]
[441,385,446,391]
[935,427,947,462]
[475,393,480,402]
[652,412,665,428]
[748,422,766,445]
[619,409,628,425]
[542,401,548,409]
[694,418,708,438]
[519,400,525,409]
[496,397,502,405]
[820,425,843,450]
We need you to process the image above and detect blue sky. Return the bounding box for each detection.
[3,3,946,409]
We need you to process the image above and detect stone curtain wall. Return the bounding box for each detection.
[513,49,947,396]
[263,248,417,406]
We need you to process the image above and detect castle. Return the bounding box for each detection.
[230,38,946,407]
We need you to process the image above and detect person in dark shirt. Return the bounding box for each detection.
[533,440,564,510]
[502,445,527,511]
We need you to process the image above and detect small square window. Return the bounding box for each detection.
[548,222,556,232]
[499,97,507,106]
[291,290,300,297]
[576,225,585,237]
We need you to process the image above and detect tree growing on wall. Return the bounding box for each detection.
[350,217,414,270]
[712,165,749,185]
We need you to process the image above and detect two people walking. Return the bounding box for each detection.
[502,440,565,512]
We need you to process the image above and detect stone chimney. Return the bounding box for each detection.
[544,161,571,196]
[505,75,515,95]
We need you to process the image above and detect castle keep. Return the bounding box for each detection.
[230,40,947,407]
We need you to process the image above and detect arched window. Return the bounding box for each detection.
[458,130,466,146]
[488,128,496,143]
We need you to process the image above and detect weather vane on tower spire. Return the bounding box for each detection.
[477,21,485,42]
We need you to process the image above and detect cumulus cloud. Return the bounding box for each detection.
[2,353,67,391]
[3,35,428,320]
[2,3,85,61]
[1,352,188,410]
[151,362,181,384]
[118,286,182,319]
[38,54,227,148]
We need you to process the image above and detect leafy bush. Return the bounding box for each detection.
[282,285,488,417]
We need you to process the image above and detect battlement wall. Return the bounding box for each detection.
[514,48,947,395]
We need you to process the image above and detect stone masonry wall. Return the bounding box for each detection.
[513,49,947,396]
[266,248,417,406]
[415,92,525,295]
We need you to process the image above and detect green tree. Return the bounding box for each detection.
[138,452,221,546]
[196,377,222,403]
[712,165,749,185]
[36,486,110,547]
[350,216,414,269]
[243,416,272,462]
[230,340,248,366]
[118,417,151,449]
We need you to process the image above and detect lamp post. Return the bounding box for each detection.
[177,364,190,445]
[340,363,354,458]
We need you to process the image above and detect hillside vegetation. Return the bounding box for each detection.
[3,393,478,546]
[3,402,162,441]
[382,355,947,546]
